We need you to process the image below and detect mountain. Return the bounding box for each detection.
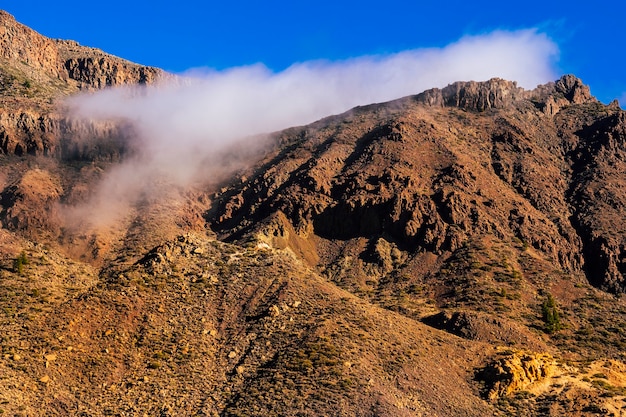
[0,10,165,157]
[212,75,626,292]
[2,11,626,416]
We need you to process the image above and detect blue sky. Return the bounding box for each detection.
[3,1,625,104]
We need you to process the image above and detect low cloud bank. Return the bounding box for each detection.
[65,29,559,227]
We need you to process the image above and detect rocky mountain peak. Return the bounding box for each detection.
[0,10,165,90]
[554,74,593,104]
[0,10,64,79]
[414,77,524,110]
[415,75,596,113]
[441,77,526,110]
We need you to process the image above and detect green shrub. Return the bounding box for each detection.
[13,251,29,275]
[542,293,561,333]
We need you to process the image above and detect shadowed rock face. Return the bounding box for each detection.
[209,75,626,293]
[566,111,626,291]
[0,111,133,158]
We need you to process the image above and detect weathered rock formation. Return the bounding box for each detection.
[479,351,556,400]
[209,75,626,293]
[0,10,165,159]
[57,40,163,90]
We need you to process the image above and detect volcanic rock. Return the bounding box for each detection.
[0,10,166,160]
[210,74,625,295]
[479,350,556,400]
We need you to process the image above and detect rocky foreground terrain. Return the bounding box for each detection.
[1,10,626,417]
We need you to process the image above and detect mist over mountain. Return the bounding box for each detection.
[1,10,626,417]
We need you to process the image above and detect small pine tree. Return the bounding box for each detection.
[13,251,29,275]
[542,293,561,333]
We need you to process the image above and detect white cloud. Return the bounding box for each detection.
[64,29,559,227]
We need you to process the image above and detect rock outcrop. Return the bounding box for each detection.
[440,78,526,110]
[479,351,556,400]
[0,10,166,159]
[0,10,65,79]
[56,40,164,90]
[414,74,596,113]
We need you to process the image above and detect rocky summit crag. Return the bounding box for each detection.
[0,10,166,157]
[1,10,626,417]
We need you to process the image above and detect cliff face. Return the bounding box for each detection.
[0,10,64,79]
[0,110,131,158]
[0,10,164,90]
[0,10,165,158]
[415,74,593,113]
[56,39,164,90]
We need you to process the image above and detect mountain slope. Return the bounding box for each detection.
[1,234,498,416]
[209,75,625,293]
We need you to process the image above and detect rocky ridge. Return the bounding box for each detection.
[0,10,165,158]
[210,74,625,293]
[0,10,164,91]
[0,11,65,80]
